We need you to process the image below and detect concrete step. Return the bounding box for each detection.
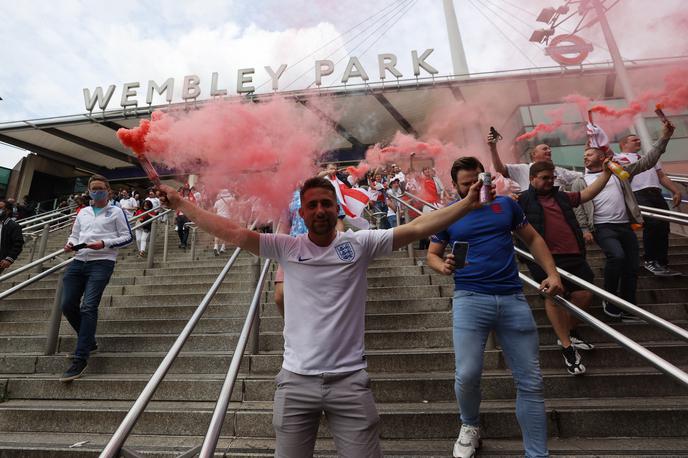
[0,397,686,438]
[3,367,685,404]
[1,433,686,457]
[3,341,686,376]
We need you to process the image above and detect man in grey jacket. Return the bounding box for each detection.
[572,119,675,320]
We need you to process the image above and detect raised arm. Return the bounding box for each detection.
[391,181,491,250]
[579,162,612,203]
[626,120,674,177]
[488,134,508,177]
[160,185,260,255]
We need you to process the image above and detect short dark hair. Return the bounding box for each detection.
[300,177,337,201]
[88,174,110,189]
[529,161,555,177]
[450,156,485,184]
[619,134,638,148]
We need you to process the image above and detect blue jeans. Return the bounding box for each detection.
[593,223,639,315]
[452,290,548,458]
[60,259,115,361]
[387,215,398,228]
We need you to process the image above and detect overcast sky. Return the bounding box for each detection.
[1,0,685,168]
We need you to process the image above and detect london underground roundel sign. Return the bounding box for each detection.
[545,34,594,66]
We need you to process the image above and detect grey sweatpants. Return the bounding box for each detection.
[272,368,382,457]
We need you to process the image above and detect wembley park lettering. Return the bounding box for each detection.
[83,49,438,112]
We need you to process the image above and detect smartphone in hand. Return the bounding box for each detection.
[71,243,88,251]
[451,241,469,269]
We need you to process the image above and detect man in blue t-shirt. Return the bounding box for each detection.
[426,157,562,458]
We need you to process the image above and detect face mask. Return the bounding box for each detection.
[90,190,108,201]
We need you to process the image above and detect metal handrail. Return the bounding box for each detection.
[197,258,272,457]
[22,212,76,233]
[387,194,424,216]
[514,247,688,343]
[641,211,688,225]
[0,210,172,297]
[639,205,688,220]
[667,175,688,184]
[100,221,257,458]
[18,204,77,226]
[519,273,688,388]
[402,190,441,209]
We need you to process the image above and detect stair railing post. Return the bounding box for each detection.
[146,220,157,269]
[248,256,262,355]
[163,218,170,263]
[37,222,50,260]
[189,226,197,260]
[404,208,414,258]
[28,234,39,262]
[45,270,66,355]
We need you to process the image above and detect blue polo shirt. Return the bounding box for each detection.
[431,196,528,294]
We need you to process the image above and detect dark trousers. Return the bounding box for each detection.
[60,260,115,361]
[176,215,190,246]
[594,223,639,315]
[634,187,670,266]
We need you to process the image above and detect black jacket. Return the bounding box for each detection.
[517,186,585,256]
[0,218,24,263]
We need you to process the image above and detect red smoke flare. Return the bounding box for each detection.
[515,120,563,142]
[346,163,369,180]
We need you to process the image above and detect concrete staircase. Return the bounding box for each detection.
[0,225,687,456]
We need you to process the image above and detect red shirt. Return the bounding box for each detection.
[538,192,582,255]
[420,177,440,203]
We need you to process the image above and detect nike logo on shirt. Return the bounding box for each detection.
[298,256,312,262]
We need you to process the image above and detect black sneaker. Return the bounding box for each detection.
[561,345,586,375]
[60,359,87,382]
[569,329,594,351]
[644,261,670,276]
[621,312,643,323]
[602,300,623,320]
[655,264,683,277]
[213,249,219,257]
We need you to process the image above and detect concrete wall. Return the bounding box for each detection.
[6,154,83,200]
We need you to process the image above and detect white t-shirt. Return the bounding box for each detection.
[614,152,661,192]
[213,192,234,218]
[584,172,629,224]
[119,197,138,218]
[507,163,582,192]
[260,229,394,375]
[144,197,160,208]
[386,188,403,217]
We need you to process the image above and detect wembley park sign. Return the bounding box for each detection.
[83,49,439,112]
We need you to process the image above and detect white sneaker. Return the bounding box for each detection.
[453,424,481,458]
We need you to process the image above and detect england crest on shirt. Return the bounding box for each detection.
[334,241,355,262]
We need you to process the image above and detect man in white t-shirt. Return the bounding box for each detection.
[118,190,138,219]
[490,139,581,192]
[144,190,160,209]
[614,134,683,276]
[212,189,234,255]
[159,176,492,458]
[572,119,675,320]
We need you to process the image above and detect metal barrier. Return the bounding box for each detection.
[188,257,273,458]
[514,247,688,343]
[18,204,77,227]
[519,273,688,388]
[100,222,257,458]
[668,175,688,184]
[0,210,172,301]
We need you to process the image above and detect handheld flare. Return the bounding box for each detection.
[655,104,669,124]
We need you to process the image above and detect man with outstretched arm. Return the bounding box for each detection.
[426,157,563,458]
[490,135,581,192]
[159,176,493,458]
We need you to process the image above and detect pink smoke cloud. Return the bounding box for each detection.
[118,98,336,222]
